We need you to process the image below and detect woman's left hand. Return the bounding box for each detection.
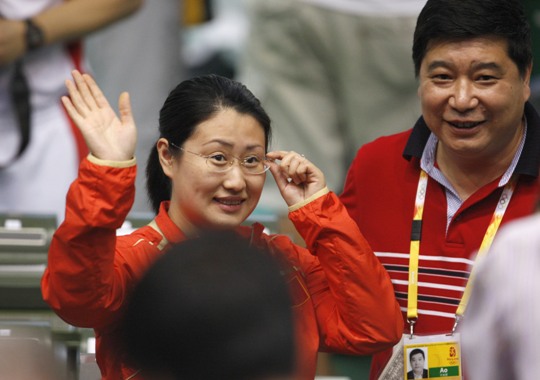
[266,151,327,207]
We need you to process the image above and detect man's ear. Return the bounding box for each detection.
[522,63,533,102]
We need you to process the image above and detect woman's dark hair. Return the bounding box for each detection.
[122,230,295,380]
[412,0,532,78]
[146,74,272,214]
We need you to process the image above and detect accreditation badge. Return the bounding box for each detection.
[402,333,462,379]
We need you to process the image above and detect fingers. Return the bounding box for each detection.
[64,77,88,118]
[64,70,110,117]
[266,150,310,185]
[118,92,134,126]
[70,70,98,114]
[83,72,111,110]
[61,95,83,126]
[267,150,326,206]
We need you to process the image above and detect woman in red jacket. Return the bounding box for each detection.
[41,70,402,380]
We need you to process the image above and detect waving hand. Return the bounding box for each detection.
[62,70,137,161]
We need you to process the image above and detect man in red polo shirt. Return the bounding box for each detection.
[340,0,540,378]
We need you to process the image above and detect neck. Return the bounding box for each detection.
[167,200,199,238]
[435,125,524,201]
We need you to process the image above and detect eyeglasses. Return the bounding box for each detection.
[169,142,271,175]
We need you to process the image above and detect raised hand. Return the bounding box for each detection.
[61,70,137,161]
[266,150,327,207]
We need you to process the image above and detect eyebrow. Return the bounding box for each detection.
[426,60,449,72]
[426,60,504,73]
[470,61,504,73]
[202,139,264,150]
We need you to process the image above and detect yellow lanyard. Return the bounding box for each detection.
[407,169,516,335]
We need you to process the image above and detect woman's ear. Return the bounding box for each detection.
[157,138,175,178]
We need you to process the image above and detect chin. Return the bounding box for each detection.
[207,216,246,230]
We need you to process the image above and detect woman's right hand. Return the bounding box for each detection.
[62,70,137,161]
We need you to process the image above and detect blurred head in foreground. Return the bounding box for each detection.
[122,230,295,380]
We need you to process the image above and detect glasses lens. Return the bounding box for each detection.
[242,155,268,174]
[205,154,270,175]
[205,153,231,172]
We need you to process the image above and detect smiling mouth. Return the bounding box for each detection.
[448,120,484,129]
[215,199,244,206]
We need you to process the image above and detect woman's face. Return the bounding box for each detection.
[163,108,267,235]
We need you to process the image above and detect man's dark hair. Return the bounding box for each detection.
[412,0,532,78]
[409,348,426,362]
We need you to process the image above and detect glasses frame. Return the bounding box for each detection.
[168,142,271,175]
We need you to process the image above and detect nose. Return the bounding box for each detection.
[448,78,479,111]
[222,163,247,191]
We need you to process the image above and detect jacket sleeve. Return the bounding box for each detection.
[41,156,137,329]
[287,191,402,354]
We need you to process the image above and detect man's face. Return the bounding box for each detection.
[418,36,531,163]
[410,352,425,374]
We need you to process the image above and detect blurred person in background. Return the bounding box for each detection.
[0,0,142,224]
[238,0,426,214]
[181,0,244,79]
[460,202,540,380]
